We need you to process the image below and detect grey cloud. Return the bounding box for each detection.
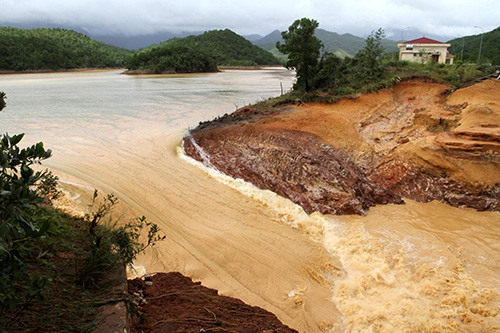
[2,0,499,38]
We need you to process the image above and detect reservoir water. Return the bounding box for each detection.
[1,69,499,332]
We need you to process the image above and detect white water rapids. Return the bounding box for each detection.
[1,69,499,332]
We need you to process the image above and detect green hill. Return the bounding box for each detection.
[158,29,281,67]
[448,26,500,65]
[255,28,398,59]
[252,30,287,61]
[125,45,218,73]
[0,27,131,71]
[316,29,366,56]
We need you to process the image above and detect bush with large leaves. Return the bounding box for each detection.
[0,131,54,312]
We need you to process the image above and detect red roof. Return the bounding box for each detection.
[404,37,445,44]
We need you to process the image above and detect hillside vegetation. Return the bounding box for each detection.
[157,29,281,67]
[125,45,218,74]
[448,26,500,65]
[0,27,131,71]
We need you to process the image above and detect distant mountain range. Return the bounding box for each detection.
[95,28,400,58]
[0,21,421,52]
[382,28,452,43]
[3,21,498,64]
[94,28,400,58]
[251,29,398,59]
[97,31,204,50]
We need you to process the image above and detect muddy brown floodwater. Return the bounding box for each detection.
[1,70,499,331]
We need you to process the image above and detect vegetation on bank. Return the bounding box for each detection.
[261,18,497,106]
[126,45,218,74]
[276,18,324,92]
[0,93,165,331]
[1,27,279,73]
[0,27,131,71]
[149,29,281,67]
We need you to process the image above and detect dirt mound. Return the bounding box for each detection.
[184,78,500,214]
[128,272,297,332]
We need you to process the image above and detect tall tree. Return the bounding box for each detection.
[276,18,323,92]
[355,28,386,77]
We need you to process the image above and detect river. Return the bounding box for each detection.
[1,69,499,332]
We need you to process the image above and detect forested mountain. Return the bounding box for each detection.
[252,30,285,60]
[254,28,398,58]
[448,26,500,65]
[97,31,204,50]
[158,29,281,66]
[0,27,131,71]
[125,45,218,73]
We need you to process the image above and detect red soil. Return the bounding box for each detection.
[128,272,297,332]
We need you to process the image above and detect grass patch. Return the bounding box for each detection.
[1,205,107,331]
[253,60,496,113]
[1,194,165,332]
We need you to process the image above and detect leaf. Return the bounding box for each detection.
[10,133,25,146]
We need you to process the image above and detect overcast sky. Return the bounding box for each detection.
[2,0,499,39]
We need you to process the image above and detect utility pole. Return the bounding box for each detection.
[457,35,465,61]
[461,37,465,61]
[474,26,484,64]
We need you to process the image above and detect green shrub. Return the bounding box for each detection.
[0,123,165,319]
[0,92,5,111]
[76,190,165,287]
[336,86,356,96]
[0,132,53,314]
[126,45,218,73]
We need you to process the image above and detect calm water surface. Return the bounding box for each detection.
[1,69,499,332]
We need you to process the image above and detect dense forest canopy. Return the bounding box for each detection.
[0,27,279,73]
[158,29,281,67]
[125,45,218,73]
[0,27,131,71]
[448,26,500,65]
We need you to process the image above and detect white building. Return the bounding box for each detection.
[398,37,454,64]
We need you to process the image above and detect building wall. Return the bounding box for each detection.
[397,43,452,64]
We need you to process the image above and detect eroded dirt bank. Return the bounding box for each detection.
[184,78,500,214]
[128,272,297,332]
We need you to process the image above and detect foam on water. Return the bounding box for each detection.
[178,139,328,242]
[178,140,500,332]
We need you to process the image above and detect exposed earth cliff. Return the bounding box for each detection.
[184,78,500,214]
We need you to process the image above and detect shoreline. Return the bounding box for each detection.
[0,67,125,75]
[122,65,284,75]
[122,68,220,75]
[0,65,285,76]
